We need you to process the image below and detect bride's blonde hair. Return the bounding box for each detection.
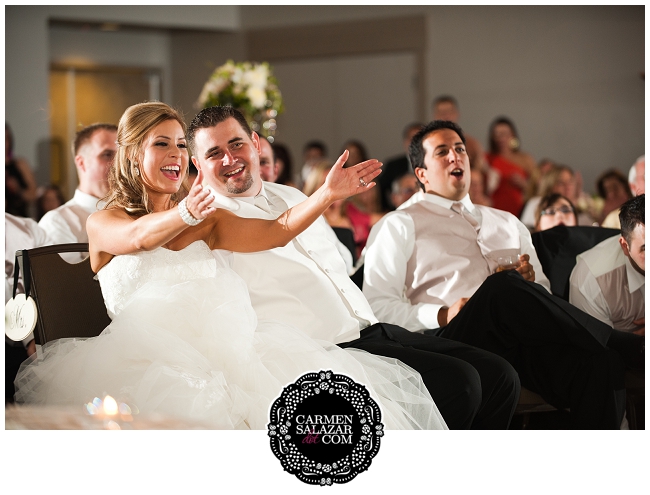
[104,101,189,216]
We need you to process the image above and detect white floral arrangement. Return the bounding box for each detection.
[195,60,284,139]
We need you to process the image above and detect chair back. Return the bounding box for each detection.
[531,225,620,300]
[16,243,110,345]
[332,226,358,265]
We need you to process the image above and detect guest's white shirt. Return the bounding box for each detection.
[363,192,551,331]
[519,196,541,229]
[5,213,53,345]
[218,182,377,344]
[38,189,105,263]
[569,236,644,332]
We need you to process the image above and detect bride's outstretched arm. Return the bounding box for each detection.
[208,150,381,253]
[87,170,216,272]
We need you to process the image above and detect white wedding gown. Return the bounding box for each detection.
[14,241,447,430]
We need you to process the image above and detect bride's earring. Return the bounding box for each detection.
[134,164,140,176]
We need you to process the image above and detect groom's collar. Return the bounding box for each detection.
[237,183,270,205]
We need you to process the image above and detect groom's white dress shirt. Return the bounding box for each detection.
[39,189,105,263]
[363,193,551,331]
[218,182,377,344]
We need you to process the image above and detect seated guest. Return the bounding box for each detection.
[258,135,279,183]
[271,142,297,188]
[39,123,117,262]
[341,140,384,258]
[596,168,633,224]
[469,168,492,207]
[342,139,368,168]
[5,123,38,218]
[570,195,644,334]
[534,193,578,232]
[346,184,383,259]
[378,122,423,212]
[521,164,597,229]
[35,184,65,221]
[486,116,536,216]
[363,120,637,429]
[300,139,327,185]
[524,157,556,201]
[389,172,420,209]
[601,156,644,229]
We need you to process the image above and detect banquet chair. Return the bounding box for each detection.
[350,263,364,290]
[515,225,643,429]
[332,226,358,266]
[16,243,110,345]
[531,225,620,300]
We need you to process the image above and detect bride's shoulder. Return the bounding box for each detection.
[87,207,131,229]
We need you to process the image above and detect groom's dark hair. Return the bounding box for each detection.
[187,106,252,154]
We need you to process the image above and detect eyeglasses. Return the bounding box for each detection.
[540,206,574,216]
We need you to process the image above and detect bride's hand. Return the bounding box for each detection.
[184,168,217,220]
[322,150,382,202]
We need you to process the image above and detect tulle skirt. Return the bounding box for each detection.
[14,277,447,430]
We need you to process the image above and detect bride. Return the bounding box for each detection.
[14,102,447,430]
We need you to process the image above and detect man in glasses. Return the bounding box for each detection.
[363,120,641,429]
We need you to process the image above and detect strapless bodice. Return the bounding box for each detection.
[96,241,218,319]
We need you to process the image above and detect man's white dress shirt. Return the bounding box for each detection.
[38,189,105,263]
[220,182,376,344]
[569,236,644,332]
[363,192,551,331]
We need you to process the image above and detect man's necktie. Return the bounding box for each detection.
[451,202,480,232]
[254,195,272,214]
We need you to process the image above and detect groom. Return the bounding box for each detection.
[188,106,520,429]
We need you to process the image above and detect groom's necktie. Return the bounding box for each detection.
[451,201,480,232]
[254,195,272,214]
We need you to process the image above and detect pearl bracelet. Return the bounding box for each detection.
[178,197,204,226]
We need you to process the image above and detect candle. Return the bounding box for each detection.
[84,395,137,429]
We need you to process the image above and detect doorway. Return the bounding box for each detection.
[49,65,161,199]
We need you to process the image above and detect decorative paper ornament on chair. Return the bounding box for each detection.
[195,60,284,143]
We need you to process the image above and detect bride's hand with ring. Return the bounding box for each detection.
[321,150,382,203]
[183,168,217,221]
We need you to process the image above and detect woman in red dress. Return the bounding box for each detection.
[486,117,536,216]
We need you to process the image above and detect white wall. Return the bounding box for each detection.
[426,5,644,194]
